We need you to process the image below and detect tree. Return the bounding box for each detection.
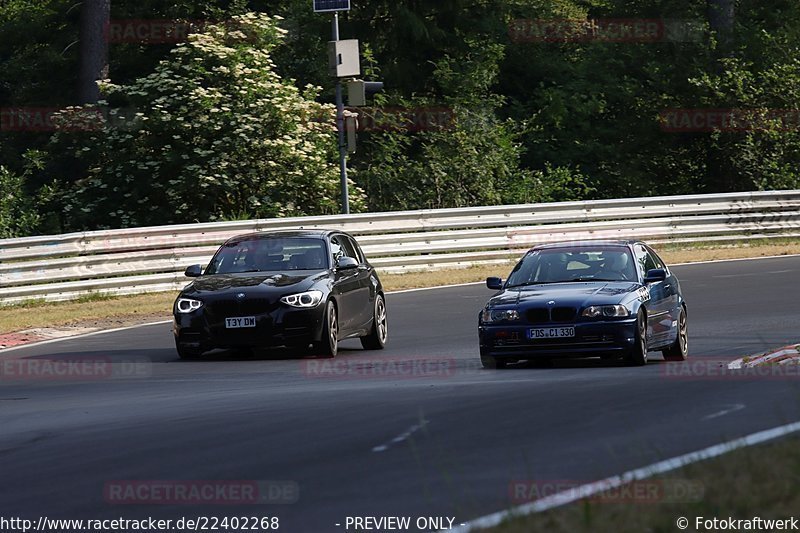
[51,13,362,230]
[78,0,110,103]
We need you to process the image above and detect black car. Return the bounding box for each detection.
[173,230,387,359]
[478,240,687,368]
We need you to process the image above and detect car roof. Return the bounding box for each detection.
[531,240,637,251]
[222,229,350,244]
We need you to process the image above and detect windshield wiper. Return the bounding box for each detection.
[568,277,619,282]
[505,281,560,288]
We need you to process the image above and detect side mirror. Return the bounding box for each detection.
[644,268,667,284]
[486,277,504,290]
[336,256,359,270]
[184,264,203,278]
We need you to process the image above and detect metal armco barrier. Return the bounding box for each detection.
[2,190,799,304]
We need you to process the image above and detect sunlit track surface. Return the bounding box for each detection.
[2,257,800,532]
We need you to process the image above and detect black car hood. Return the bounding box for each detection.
[489,281,641,308]
[181,271,328,297]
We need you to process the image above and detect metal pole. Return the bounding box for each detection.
[333,12,350,214]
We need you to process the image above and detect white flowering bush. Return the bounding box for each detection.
[53,13,361,229]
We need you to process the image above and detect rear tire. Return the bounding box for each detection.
[626,310,648,366]
[314,301,338,358]
[662,307,688,361]
[360,294,388,350]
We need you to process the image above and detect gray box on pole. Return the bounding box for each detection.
[328,40,360,78]
[346,80,366,107]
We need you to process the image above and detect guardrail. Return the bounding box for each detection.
[2,190,799,305]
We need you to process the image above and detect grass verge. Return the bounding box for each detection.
[2,238,799,334]
[485,434,800,532]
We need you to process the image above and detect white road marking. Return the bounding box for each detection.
[0,320,171,355]
[702,403,746,420]
[672,252,800,267]
[713,269,794,279]
[372,419,429,453]
[446,419,800,532]
[389,282,484,294]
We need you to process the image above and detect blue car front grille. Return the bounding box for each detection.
[525,307,577,323]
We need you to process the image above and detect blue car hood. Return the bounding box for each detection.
[489,281,641,308]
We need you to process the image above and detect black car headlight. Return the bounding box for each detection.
[581,305,629,318]
[481,309,520,323]
[176,298,203,313]
[280,290,323,308]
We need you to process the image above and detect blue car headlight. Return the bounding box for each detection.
[581,305,630,318]
[481,309,520,323]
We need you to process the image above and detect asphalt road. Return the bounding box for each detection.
[1,256,800,532]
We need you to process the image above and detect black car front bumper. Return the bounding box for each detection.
[174,302,326,353]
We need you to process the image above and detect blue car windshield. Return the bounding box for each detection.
[205,237,329,274]
[505,248,637,286]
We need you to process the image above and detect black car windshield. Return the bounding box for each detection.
[505,247,637,286]
[205,237,328,274]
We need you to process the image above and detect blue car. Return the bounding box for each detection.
[478,241,688,368]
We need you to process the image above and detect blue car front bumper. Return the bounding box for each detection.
[478,318,638,360]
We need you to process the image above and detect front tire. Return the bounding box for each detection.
[480,356,508,369]
[626,310,648,366]
[176,341,202,360]
[662,307,688,361]
[314,301,338,358]
[480,348,508,369]
[360,294,388,350]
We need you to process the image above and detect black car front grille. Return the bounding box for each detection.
[526,308,549,323]
[525,307,578,324]
[207,298,273,318]
[551,307,577,322]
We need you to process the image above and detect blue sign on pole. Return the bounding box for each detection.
[313,0,350,13]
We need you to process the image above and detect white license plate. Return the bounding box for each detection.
[225,317,256,329]
[529,327,575,339]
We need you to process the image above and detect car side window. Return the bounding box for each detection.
[330,235,358,264]
[346,236,366,264]
[646,246,667,271]
[635,244,659,275]
[633,245,651,277]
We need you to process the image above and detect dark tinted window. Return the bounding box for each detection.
[205,237,328,274]
[634,244,658,275]
[330,235,358,264]
[646,245,666,270]
[345,236,366,263]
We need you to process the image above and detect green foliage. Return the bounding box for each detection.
[2,0,800,237]
[0,152,53,238]
[353,40,535,210]
[49,13,362,229]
